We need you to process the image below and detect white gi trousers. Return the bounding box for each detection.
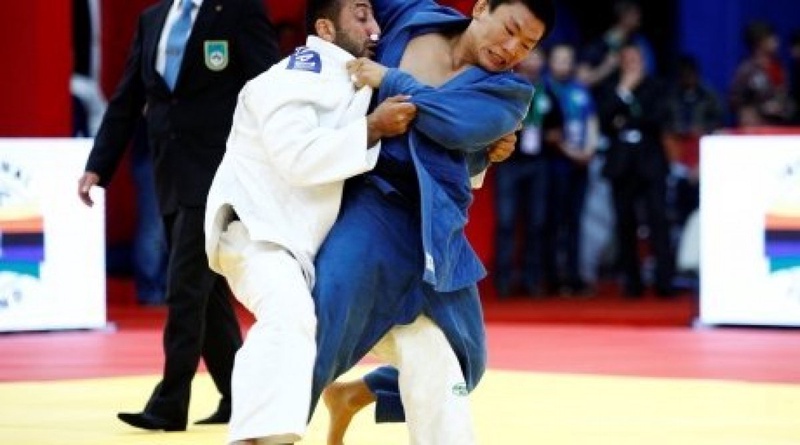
[217,221,316,444]
[372,315,476,445]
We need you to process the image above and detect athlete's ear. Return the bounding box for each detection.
[472,0,489,19]
[315,18,337,43]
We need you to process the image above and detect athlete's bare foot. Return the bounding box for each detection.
[323,379,377,445]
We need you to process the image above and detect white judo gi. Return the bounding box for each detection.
[205,35,381,444]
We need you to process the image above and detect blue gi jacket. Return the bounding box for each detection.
[370,0,535,292]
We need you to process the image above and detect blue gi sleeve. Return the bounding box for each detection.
[382,68,533,153]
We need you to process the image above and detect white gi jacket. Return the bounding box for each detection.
[205,36,380,286]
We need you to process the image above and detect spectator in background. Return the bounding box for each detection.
[663,55,722,228]
[77,0,279,432]
[575,1,656,288]
[493,48,564,298]
[664,55,722,290]
[665,55,723,164]
[599,42,674,298]
[730,21,794,126]
[790,31,800,124]
[545,43,599,296]
[576,0,655,92]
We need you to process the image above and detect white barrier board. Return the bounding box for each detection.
[700,135,800,326]
[0,138,105,332]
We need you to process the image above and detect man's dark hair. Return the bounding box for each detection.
[744,20,775,52]
[488,0,556,42]
[305,0,344,35]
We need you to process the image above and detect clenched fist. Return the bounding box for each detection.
[348,58,388,89]
[366,95,417,146]
[487,131,517,163]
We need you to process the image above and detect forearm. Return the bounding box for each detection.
[382,70,531,152]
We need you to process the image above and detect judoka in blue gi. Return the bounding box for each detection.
[310,0,556,443]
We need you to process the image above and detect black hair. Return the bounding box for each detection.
[488,0,556,41]
[743,21,775,51]
[305,0,344,35]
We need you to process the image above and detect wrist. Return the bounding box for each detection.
[375,68,388,88]
[366,114,382,146]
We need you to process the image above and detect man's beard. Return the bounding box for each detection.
[335,33,366,58]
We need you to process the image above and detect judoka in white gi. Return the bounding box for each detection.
[204,1,417,443]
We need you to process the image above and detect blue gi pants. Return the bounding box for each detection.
[309,179,487,423]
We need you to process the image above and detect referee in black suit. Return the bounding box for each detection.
[599,42,675,298]
[78,0,279,431]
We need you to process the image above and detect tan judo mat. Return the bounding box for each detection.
[1,366,799,444]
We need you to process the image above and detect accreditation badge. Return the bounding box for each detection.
[204,40,229,71]
[520,126,541,155]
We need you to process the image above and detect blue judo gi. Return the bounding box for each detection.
[310,0,535,423]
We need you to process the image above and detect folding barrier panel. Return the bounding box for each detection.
[0,139,105,332]
[700,133,800,327]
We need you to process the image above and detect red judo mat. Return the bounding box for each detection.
[1,278,798,385]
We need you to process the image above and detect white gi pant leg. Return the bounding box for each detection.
[372,315,476,445]
[217,222,316,444]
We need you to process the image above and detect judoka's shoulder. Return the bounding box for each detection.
[247,49,326,86]
[285,46,324,74]
[238,53,334,105]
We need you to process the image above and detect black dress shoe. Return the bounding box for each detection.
[117,411,186,432]
[194,408,230,425]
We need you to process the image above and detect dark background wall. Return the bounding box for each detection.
[678,0,800,109]
[558,0,678,70]
[4,0,800,137]
[0,1,72,136]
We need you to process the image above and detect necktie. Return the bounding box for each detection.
[163,0,194,90]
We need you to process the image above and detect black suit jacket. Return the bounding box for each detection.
[87,0,278,213]
[599,76,669,182]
